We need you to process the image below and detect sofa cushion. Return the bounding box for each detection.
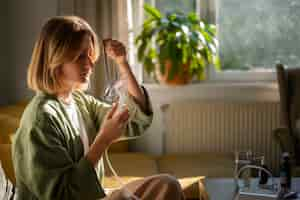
[107,140,129,153]
[103,153,158,189]
[157,153,235,178]
[156,153,234,199]
[0,144,15,184]
[0,114,19,144]
[0,103,27,119]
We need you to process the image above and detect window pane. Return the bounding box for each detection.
[145,0,196,14]
[218,0,300,71]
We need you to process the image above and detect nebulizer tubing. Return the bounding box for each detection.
[101,38,142,200]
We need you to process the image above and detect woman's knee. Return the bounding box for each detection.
[152,174,182,190]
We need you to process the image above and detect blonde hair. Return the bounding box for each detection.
[27,16,100,94]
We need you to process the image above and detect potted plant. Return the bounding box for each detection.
[135,4,220,85]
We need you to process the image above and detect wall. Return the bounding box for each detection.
[0,0,58,105]
[0,1,12,105]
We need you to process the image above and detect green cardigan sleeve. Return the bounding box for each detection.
[19,112,105,200]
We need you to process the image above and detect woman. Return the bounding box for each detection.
[12,16,185,200]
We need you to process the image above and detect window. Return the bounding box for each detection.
[128,0,300,82]
[145,0,197,14]
[217,0,300,72]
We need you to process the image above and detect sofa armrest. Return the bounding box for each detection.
[273,127,295,156]
[0,144,15,185]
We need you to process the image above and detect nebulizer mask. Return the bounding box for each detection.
[105,78,128,115]
[101,39,141,199]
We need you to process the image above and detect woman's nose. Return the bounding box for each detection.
[83,56,93,69]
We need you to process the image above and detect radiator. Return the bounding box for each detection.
[162,101,281,172]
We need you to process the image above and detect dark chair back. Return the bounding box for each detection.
[276,63,300,164]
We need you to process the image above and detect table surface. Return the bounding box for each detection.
[203,178,300,200]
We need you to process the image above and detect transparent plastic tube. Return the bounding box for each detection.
[104,79,141,199]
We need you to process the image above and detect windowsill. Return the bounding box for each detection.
[144,81,278,90]
[144,81,279,103]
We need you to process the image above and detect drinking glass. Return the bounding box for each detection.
[235,150,253,189]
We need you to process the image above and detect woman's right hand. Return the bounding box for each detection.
[98,103,129,146]
[87,103,129,166]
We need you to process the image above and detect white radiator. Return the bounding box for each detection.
[162,101,281,172]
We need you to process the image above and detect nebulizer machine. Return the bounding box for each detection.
[101,39,143,200]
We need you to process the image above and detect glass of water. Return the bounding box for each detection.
[235,150,253,189]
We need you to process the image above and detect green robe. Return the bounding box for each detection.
[12,89,153,200]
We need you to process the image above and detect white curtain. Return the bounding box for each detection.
[57,0,129,98]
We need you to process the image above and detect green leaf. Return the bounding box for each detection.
[198,55,206,69]
[158,43,169,63]
[159,61,165,75]
[171,21,181,28]
[199,48,208,61]
[181,25,189,35]
[206,24,216,36]
[196,32,207,46]
[187,12,199,24]
[182,45,188,64]
[208,43,217,54]
[143,17,156,28]
[199,21,205,29]
[213,55,221,71]
[144,3,161,20]
[167,13,177,21]
[149,48,157,59]
[168,42,180,80]
[137,40,148,61]
[201,30,213,43]
[198,68,206,80]
[144,56,155,74]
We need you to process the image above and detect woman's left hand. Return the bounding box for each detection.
[103,39,127,65]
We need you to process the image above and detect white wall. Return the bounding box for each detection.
[0,0,58,105]
[132,82,280,155]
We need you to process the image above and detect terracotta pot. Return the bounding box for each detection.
[155,60,192,85]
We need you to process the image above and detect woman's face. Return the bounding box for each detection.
[60,34,94,90]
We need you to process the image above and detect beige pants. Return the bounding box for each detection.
[103,174,185,200]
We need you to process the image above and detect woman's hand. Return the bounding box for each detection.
[103,39,127,66]
[87,103,129,166]
[98,103,129,146]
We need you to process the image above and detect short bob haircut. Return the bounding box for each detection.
[27,16,100,94]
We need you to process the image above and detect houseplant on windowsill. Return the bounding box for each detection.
[135,4,220,85]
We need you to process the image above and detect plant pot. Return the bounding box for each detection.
[155,60,192,85]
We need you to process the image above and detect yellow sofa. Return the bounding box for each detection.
[0,101,234,200]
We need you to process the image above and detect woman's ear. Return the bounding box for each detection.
[53,66,64,89]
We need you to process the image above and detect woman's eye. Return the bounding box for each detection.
[78,53,86,60]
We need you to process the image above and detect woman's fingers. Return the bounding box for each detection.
[103,39,126,58]
[116,108,130,124]
[103,38,112,47]
[106,102,118,119]
[117,109,130,129]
